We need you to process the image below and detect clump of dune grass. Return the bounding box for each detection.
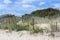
[16,24,29,31]
[29,27,44,34]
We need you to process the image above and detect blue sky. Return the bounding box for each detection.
[0,0,60,16]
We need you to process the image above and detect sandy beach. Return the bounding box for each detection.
[0,29,60,40]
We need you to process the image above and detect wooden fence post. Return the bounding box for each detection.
[56,22,57,32]
[32,18,35,30]
[22,16,23,23]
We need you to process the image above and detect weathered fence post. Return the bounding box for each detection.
[10,15,17,31]
[22,16,23,22]
[56,22,57,32]
[32,18,35,30]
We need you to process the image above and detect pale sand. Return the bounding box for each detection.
[0,29,60,40]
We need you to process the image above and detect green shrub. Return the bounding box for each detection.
[30,27,43,34]
[1,22,29,31]
[4,26,8,29]
[16,24,29,31]
[1,22,15,32]
[7,23,15,32]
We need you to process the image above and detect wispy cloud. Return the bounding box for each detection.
[39,2,46,6]
[22,4,35,8]
[15,0,39,4]
[53,3,60,8]
[0,4,8,9]
[3,0,12,4]
[21,0,35,3]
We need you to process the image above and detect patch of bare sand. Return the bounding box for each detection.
[0,29,60,40]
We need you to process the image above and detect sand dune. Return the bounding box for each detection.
[0,29,60,40]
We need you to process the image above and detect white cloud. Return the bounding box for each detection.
[14,0,37,10]
[22,0,35,3]
[0,4,7,9]
[53,3,60,8]
[15,2,21,4]
[39,2,46,6]
[14,0,39,10]
[22,4,35,8]
[3,0,12,4]
[21,4,41,11]
[15,0,38,4]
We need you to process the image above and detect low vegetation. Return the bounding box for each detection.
[16,24,29,31]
